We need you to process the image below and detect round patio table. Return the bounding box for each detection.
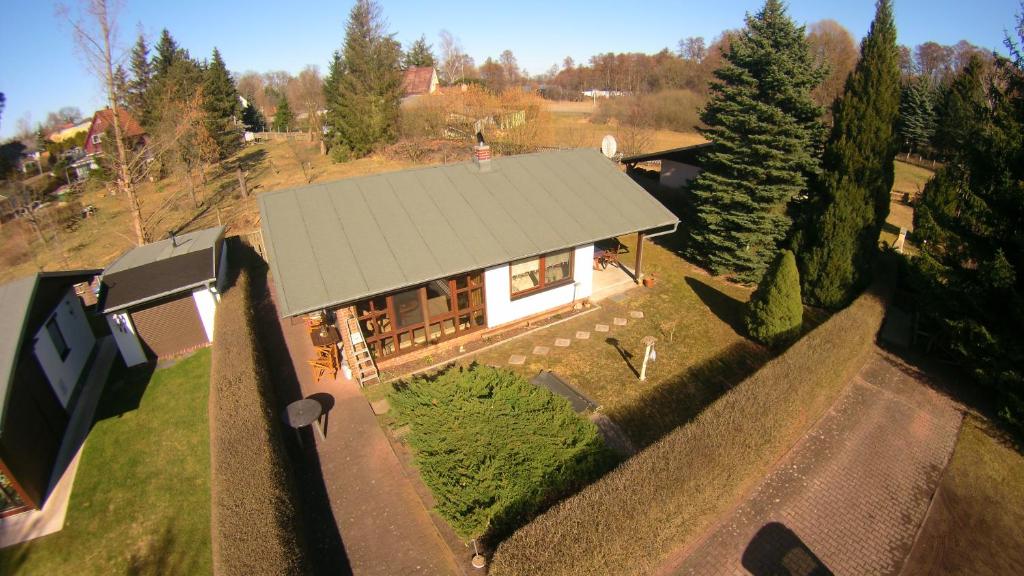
[283,398,325,442]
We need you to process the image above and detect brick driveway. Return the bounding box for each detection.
[661,349,963,576]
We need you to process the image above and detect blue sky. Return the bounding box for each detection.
[1,0,1020,139]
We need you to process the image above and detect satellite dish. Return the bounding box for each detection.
[601,135,618,158]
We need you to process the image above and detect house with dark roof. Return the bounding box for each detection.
[100,226,227,366]
[259,142,678,384]
[620,142,712,190]
[0,270,101,516]
[402,66,439,98]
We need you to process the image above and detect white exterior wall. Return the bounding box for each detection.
[32,289,96,409]
[485,245,594,329]
[192,287,218,342]
[660,160,702,189]
[107,311,147,367]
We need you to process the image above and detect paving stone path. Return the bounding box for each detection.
[575,331,591,340]
[613,317,628,326]
[554,338,572,347]
[595,323,610,332]
[532,346,550,355]
[659,350,962,576]
[508,354,526,365]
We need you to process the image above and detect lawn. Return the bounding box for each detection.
[0,349,213,575]
[881,160,934,249]
[467,235,783,448]
[902,415,1024,575]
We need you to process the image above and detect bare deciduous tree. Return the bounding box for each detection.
[806,20,858,111]
[289,66,324,137]
[439,30,475,84]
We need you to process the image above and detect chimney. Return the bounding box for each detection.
[474,131,492,173]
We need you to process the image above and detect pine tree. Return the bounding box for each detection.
[203,47,242,159]
[798,0,901,308]
[403,35,436,69]
[241,102,266,132]
[933,56,988,160]
[686,0,825,282]
[325,0,403,158]
[745,250,804,346]
[897,76,937,155]
[272,95,293,132]
[152,29,182,79]
[127,34,152,124]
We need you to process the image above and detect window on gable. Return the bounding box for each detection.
[46,317,70,361]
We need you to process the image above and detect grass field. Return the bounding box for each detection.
[881,160,934,250]
[902,416,1024,575]
[0,350,213,576]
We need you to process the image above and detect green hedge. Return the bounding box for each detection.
[491,287,888,576]
[209,264,308,575]
[390,365,614,543]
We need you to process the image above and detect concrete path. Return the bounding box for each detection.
[0,337,117,547]
[660,349,963,576]
[274,301,460,576]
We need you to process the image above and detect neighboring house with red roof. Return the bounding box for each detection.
[402,66,439,98]
[82,108,146,156]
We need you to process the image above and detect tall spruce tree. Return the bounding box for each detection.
[152,29,182,79]
[127,34,152,124]
[686,0,825,283]
[403,35,436,69]
[203,48,242,159]
[325,0,403,158]
[799,0,901,308]
[897,76,937,155]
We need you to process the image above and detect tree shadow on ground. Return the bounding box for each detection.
[126,519,201,576]
[234,148,267,173]
[238,241,352,576]
[741,522,834,576]
[92,358,153,422]
[605,337,639,378]
[685,276,748,336]
[608,340,771,449]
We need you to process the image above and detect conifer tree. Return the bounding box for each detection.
[799,0,901,308]
[127,34,152,123]
[745,250,804,347]
[897,76,937,155]
[686,0,825,282]
[325,0,403,158]
[403,35,436,69]
[203,47,242,159]
[272,95,293,132]
[241,102,266,132]
[152,29,182,79]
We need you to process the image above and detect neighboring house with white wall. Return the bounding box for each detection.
[0,270,101,516]
[99,226,227,366]
[259,145,678,377]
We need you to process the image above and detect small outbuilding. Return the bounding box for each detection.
[620,142,712,190]
[100,226,227,366]
[0,270,101,515]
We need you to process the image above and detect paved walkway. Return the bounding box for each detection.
[661,349,963,576]
[273,296,460,576]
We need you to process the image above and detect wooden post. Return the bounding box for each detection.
[634,231,645,284]
[237,167,248,199]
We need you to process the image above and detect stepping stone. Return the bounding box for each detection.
[508,354,527,366]
[630,310,645,319]
[595,324,610,333]
[370,398,391,415]
[532,346,550,356]
[576,331,591,340]
[613,317,628,326]
[554,338,572,347]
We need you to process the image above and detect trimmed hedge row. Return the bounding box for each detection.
[491,287,888,576]
[209,265,308,575]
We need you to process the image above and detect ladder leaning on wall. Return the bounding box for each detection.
[339,309,380,387]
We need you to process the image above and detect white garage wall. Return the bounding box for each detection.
[107,311,147,367]
[193,287,217,341]
[485,245,594,328]
[32,289,96,409]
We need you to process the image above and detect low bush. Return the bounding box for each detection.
[593,89,705,133]
[745,250,804,347]
[491,286,888,576]
[209,262,309,575]
[390,364,614,543]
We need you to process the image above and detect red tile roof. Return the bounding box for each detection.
[84,108,146,155]
[402,67,436,96]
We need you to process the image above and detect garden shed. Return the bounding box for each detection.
[0,270,101,515]
[100,226,227,366]
[621,142,712,189]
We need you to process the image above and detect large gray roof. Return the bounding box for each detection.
[260,148,679,318]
